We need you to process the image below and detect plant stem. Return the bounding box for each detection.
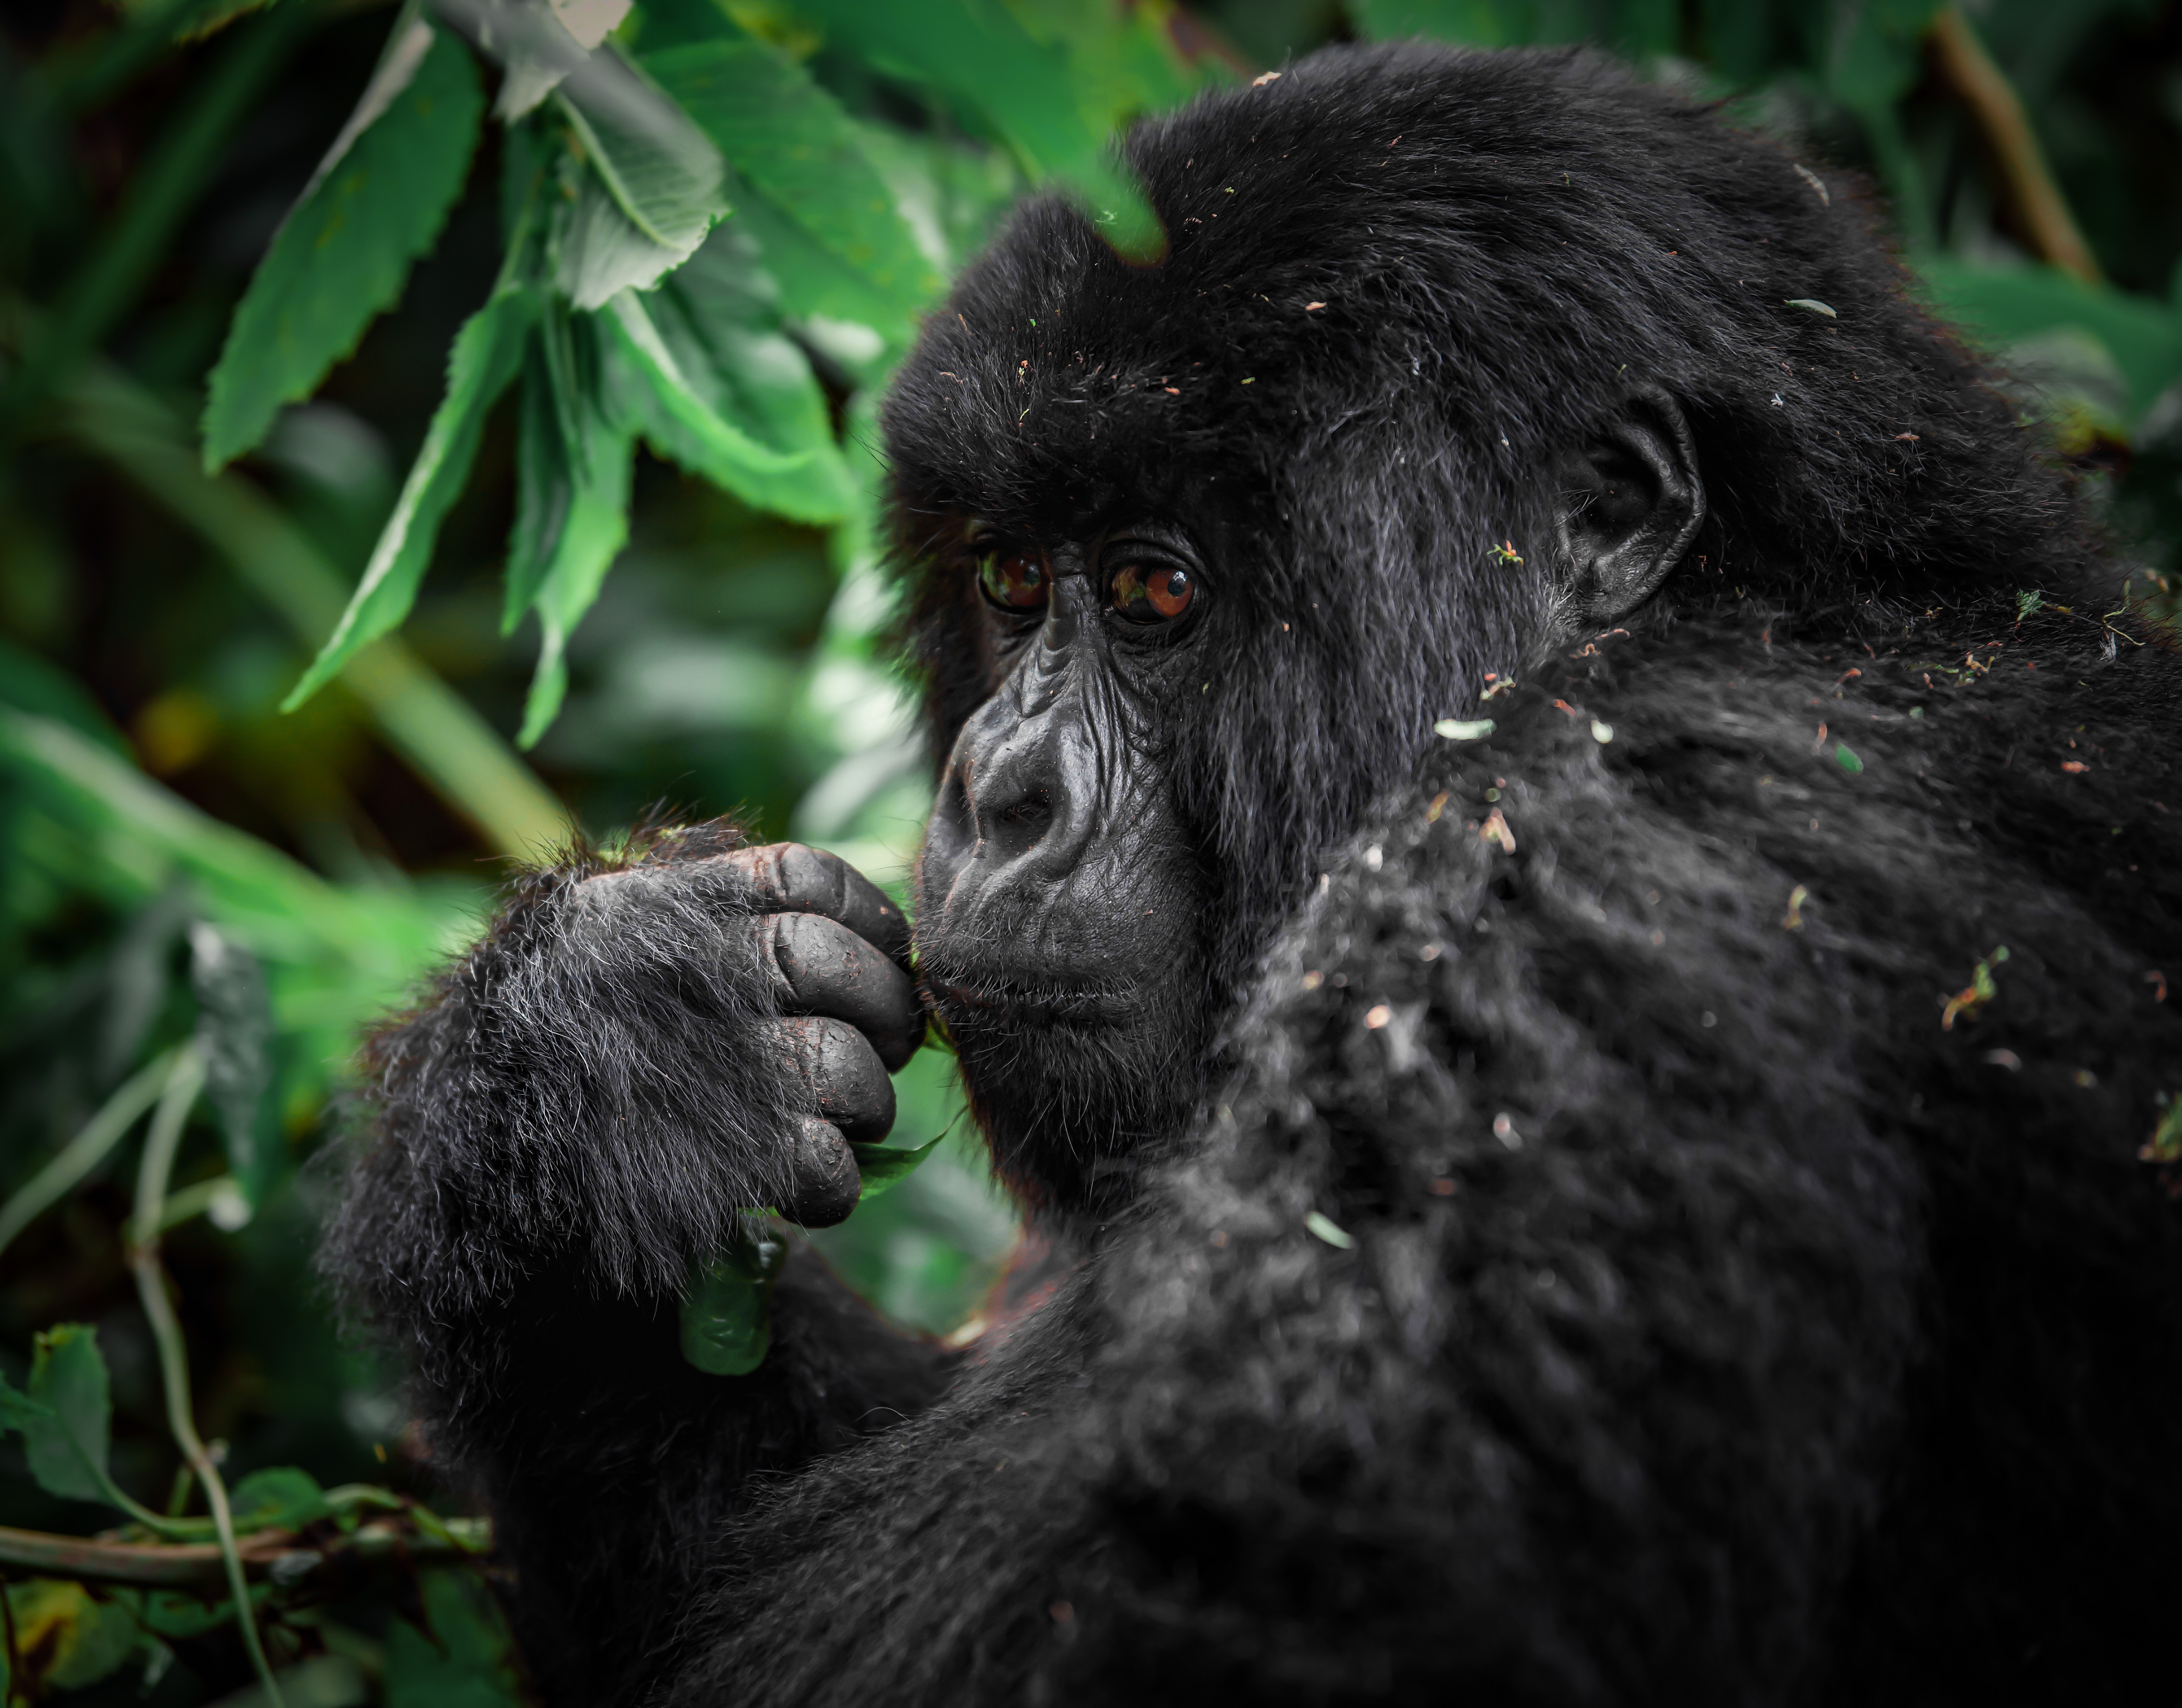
[128,1045,286,1708]
[0,1047,177,1261]
[1926,5,2102,286]
[0,1512,489,1592]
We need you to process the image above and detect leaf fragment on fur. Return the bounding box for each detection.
[1785,298,1837,317]
[1434,717,1493,741]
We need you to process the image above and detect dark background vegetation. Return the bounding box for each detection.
[0,0,2176,1700]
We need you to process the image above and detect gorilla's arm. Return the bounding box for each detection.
[322,825,952,1700]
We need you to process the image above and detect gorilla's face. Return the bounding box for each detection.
[914,518,1216,1208]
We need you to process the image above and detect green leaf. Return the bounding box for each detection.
[228,1465,328,1531]
[1917,259,2182,426]
[643,39,937,315]
[679,1224,787,1376]
[502,305,635,746]
[603,282,851,522]
[384,1567,527,1708]
[550,52,726,309]
[849,1135,940,1199]
[790,0,1160,257]
[23,1325,114,1506]
[3,1579,148,1694]
[188,921,273,1205]
[202,18,483,468]
[282,279,538,711]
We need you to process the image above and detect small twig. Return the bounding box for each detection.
[0,1514,489,1592]
[128,1045,285,1708]
[1926,6,2102,286]
[0,1046,178,1260]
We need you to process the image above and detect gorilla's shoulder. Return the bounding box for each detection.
[1181,602,2181,1251]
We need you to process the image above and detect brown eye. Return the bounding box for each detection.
[978,551,1049,613]
[1110,562,1194,623]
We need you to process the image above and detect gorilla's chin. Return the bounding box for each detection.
[917,924,1211,1216]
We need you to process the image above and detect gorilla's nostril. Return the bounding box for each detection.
[990,793,1052,858]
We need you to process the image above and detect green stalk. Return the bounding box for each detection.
[0,1048,177,1261]
[128,1046,285,1708]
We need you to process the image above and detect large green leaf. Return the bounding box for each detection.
[281,278,538,711]
[22,1325,114,1506]
[644,39,937,318]
[201,17,483,468]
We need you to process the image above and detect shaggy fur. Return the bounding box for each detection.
[326,42,2182,1707]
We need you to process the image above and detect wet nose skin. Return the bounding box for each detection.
[924,582,1112,928]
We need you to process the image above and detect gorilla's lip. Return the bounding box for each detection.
[919,964,1134,1027]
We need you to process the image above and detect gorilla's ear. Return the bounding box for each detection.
[1552,391,1705,620]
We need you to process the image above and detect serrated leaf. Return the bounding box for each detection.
[202,20,483,468]
[849,1135,940,1198]
[188,921,272,1205]
[501,303,632,747]
[503,344,575,632]
[644,39,937,315]
[549,52,725,309]
[23,1325,113,1506]
[603,284,849,522]
[282,279,538,711]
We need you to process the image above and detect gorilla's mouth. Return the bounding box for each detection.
[918,963,1135,1027]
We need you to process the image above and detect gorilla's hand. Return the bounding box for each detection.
[573,842,924,1229]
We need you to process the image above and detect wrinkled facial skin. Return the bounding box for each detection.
[914,520,1213,1214]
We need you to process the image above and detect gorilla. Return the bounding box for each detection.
[326,40,2182,1708]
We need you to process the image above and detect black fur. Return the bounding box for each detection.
[325,42,2182,1706]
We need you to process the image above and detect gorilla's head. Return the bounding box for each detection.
[882,41,2078,1213]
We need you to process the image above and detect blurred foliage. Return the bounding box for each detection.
[0,0,2176,1700]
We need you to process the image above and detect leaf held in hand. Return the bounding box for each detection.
[680,1223,789,1376]
[849,1135,940,1198]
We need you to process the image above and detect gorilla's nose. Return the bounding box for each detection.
[923,594,1102,916]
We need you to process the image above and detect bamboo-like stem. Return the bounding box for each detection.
[1926,5,2103,286]
[128,1046,285,1708]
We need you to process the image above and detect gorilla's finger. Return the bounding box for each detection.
[771,1016,896,1144]
[778,1115,860,1229]
[753,913,924,1071]
[715,843,911,969]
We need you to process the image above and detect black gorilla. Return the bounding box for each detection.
[326,41,2182,1707]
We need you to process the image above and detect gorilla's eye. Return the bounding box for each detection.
[1109,562,1194,623]
[978,551,1050,613]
